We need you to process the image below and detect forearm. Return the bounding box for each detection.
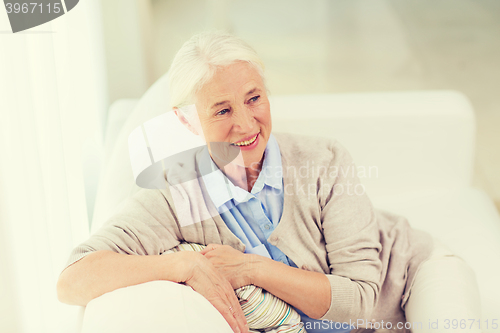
[57,250,192,306]
[249,254,331,319]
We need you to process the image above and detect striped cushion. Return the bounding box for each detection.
[162,243,305,333]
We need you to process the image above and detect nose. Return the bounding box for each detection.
[232,106,255,133]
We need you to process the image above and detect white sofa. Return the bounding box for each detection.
[79,85,500,332]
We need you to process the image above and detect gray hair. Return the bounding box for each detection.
[167,31,266,115]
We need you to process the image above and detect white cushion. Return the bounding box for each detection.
[91,73,171,233]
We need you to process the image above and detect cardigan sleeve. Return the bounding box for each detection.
[318,140,383,322]
[61,188,183,274]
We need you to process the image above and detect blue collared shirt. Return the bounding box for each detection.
[199,134,293,265]
[198,134,351,333]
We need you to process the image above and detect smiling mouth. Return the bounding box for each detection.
[231,133,259,147]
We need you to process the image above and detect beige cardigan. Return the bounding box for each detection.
[63,132,433,332]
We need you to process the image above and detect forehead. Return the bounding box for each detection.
[197,62,264,103]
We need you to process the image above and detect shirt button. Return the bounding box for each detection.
[264,224,271,230]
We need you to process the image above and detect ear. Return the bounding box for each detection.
[173,107,199,136]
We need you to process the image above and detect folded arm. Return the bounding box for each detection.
[57,249,188,306]
[203,140,382,322]
[56,189,248,333]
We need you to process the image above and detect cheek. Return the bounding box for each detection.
[202,120,233,140]
[253,104,271,127]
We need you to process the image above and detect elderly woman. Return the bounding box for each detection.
[57,32,481,333]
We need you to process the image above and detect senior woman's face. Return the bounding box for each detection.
[194,62,271,170]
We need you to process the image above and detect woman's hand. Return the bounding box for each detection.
[199,244,255,290]
[178,251,249,333]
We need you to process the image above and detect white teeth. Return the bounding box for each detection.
[233,134,258,146]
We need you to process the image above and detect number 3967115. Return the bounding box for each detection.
[5,2,62,14]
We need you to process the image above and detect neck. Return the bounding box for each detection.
[222,161,262,192]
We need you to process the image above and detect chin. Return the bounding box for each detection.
[243,152,265,168]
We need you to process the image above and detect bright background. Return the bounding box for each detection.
[0,1,499,332]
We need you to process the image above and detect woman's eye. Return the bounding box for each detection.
[217,109,230,116]
[249,95,260,103]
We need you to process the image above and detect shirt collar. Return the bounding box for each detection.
[198,134,283,209]
[257,134,283,191]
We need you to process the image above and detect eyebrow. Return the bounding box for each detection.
[246,88,259,96]
[209,88,261,110]
[210,100,229,110]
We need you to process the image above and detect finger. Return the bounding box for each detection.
[230,294,248,333]
[199,243,221,255]
[213,298,242,333]
[224,285,248,333]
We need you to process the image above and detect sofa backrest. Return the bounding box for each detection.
[270,91,475,201]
